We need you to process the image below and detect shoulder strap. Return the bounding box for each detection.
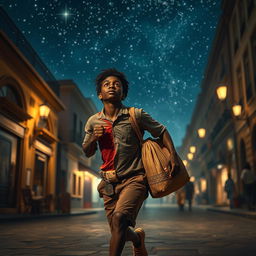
[129,107,143,143]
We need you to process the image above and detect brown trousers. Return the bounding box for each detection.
[98,174,148,228]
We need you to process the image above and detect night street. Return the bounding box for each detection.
[1,205,256,256]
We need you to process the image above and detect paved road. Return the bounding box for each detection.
[1,205,256,256]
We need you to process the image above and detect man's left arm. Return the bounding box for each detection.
[160,130,180,173]
[139,109,179,172]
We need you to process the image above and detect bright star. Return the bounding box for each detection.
[57,5,74,24]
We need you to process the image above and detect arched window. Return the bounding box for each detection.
[0,82,31,122]
[0,85,22,108]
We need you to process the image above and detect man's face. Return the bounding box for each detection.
[98,76,124,102]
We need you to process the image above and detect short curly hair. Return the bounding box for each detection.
[95,68,129,99]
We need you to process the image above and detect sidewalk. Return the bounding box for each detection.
[146,203,256,220]
[0,207,104,222]
[206,205,256,220]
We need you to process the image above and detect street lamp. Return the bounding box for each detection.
[190,146,196,153]
[187,153,193,160]
[217,164,223,170]
[198,128,206,138]
[216,85,227,101]
[216,85,248,121]
[39,104,50,119]
[232,104,243,117]
[29,103,51,147]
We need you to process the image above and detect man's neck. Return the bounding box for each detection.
[103,101,123,121]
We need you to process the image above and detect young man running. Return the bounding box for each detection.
[82,68,179,256]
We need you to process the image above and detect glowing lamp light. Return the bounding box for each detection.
[227,138,233,150]
[183,160,188,167]
[232,104,242,117]
[187,153,193,160]
[39,104,50,119]
[198,128,206,138]
[217,164,223,170]
[190,146,196,153]
[216,85,227,101]
[190,176,195,182]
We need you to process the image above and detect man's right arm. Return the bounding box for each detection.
[82,124,104,158]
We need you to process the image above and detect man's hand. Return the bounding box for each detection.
[83,124,106,157]
[161,130,180,176]
[170,153,180,175]
[92,125,105,141]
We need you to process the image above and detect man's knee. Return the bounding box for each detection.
[111,212,128,230]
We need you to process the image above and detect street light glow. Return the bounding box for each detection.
[190,146,196,153]
[232,104,242,117]
[216,85,227,101]
[183,160,188,166]
[187,153,193,160]
[198,128,206,138]
[39,104,50,119]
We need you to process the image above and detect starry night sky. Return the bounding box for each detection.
[1,0,221,147]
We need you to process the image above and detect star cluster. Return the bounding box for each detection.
[2,0,221,146]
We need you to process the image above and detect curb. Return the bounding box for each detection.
[0,210,100,222]
[207,207,256,220]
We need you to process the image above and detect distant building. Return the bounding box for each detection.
[57,80,101,210]
[179,0,256,206]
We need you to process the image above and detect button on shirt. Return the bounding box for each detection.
[82,106,166,178]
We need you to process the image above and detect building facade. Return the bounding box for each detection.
[179,0,256,207]
[0,26,65,213]
[57,80,101,210]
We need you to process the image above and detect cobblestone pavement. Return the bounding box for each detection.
[1,205,256,256]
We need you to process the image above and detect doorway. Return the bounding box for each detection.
[0,129,18,208]
[33,151,48,196]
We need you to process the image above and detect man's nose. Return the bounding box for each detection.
[108,83,116,88]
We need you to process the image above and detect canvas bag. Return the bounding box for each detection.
[129,107,190,198]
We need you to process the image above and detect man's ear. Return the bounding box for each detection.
[98,93,103,100]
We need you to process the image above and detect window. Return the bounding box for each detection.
[78,176,81,196]
[79,120,83,143]
[220,54,226,79]
[236,67,244,106]
[238,0,246,37]
[72,173,82,197]
[72,173,76,195]
[247,0,255,17]
[243,51,253,101]
[251,30,256,90]
[0,85,22,107]
[232,14,239,53]
[73,113,77,142]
